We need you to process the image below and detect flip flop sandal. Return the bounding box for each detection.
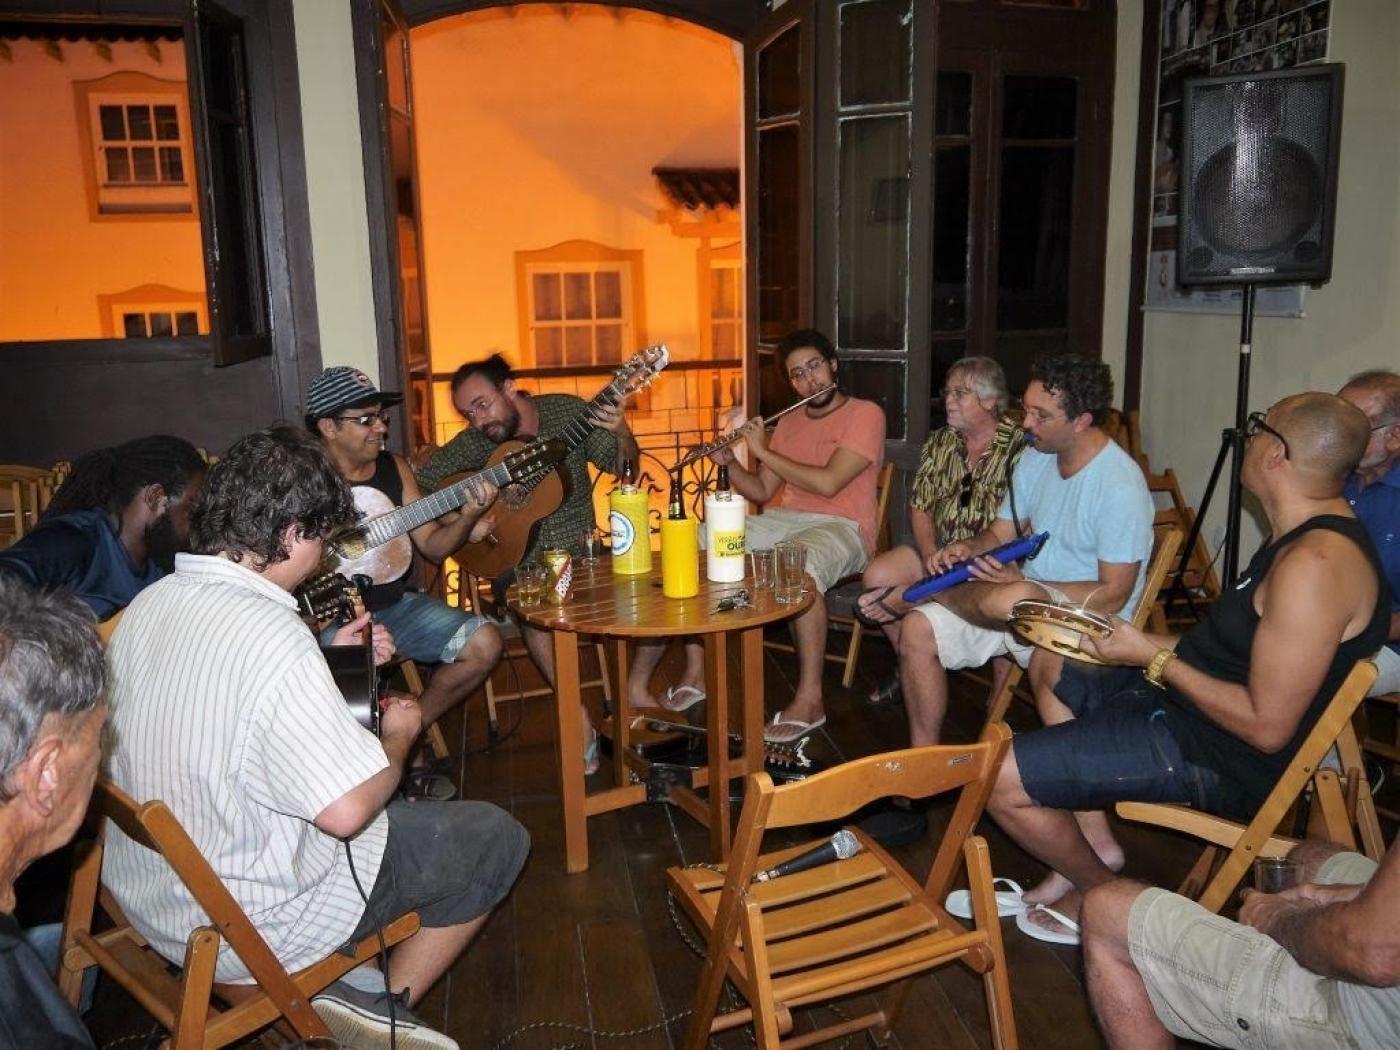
[1015,904,1081,946]
[660,684,706,712]
[763,713,826,744]
[853,586,907,628]
[944,878,1027,920]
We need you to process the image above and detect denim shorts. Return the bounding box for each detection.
[340,799,529,950]
[1014,663,1226,814]
[365,590,489,665]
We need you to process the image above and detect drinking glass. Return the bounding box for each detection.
[774,541,807,605]
[578,528,602,567]
[516,563,547,609]
[749,548,776,591]
[1252,857,1303,893]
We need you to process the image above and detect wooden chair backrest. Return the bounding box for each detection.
[1139,527,1184,631]
[0,464,54,545]
[872,460,896,552]
[90,778,325,1028]
[1120,659,1378,913]
[750,723,1011,900]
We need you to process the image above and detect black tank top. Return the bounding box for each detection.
[1165,514,1389,807]
[358,452,410,612]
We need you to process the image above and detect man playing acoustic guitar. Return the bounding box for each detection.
[307,367,503,799]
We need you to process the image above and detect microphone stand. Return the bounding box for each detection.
[1163,283,1255,620]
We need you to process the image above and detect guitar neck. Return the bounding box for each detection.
[553,382,627,454]
[359,460,515,550]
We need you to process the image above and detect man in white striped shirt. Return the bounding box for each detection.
[105,428,529,1050]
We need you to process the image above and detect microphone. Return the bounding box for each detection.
[753,830,860,883]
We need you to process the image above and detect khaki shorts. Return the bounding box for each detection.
[908,600,1036,670]
[1126,852,1380,1049]
[732,508,867,594]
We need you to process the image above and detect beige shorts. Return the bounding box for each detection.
[908,600,1036,670]
[738,508,867,594]
[1126,851,1381,1049]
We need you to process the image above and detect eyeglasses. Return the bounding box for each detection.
[460,393,501,421]
[1245,411,1291,460]
[942,386,974,401]
[335,410,391,427]
[1022,405,1066,425]
[957,471,974,509]
[787,358,829,383]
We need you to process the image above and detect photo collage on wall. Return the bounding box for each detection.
[1146,0,1333,314]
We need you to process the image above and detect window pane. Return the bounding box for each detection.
[714,322,737,358]
[149,312,173,337]
[595,323,622,363]
[758,24,800,119]
[932,145,970,331]
[532,273,562,321]
[996,332,1068,397]
[563,272,592,320]
[535,327,562,367]
[104,148,131,183]
[711,267,737,319]
[564,325,592,366]
[99,104,126,141]
[936,72,971,137]
[928,339,968,428]
[594,271,622,319]
[0,32,207,343]
[757,123,800,344]
[159,147,184,183]
[1003,77,1077,140]
[838,115,909,350]
[842,358,906,440]
[126,105,154,141]
[154,105,180,140]
[997,146,1074,330]
[839,0,912,107]
[175,311,199,335]
[131,146,157,182]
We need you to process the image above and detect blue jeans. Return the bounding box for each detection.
[1015,664,1227,815]
[324,590,488,665]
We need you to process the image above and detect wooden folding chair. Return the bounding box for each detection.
[764,461,897,688]
[983,527,1183,727]
[59,779,420,1049]
[667,722,1017,1050]
[1116,660,1381,914]
[0,463,55,548]
[1144,466,1221,627]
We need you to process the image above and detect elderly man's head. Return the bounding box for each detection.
[0,579,107,898]
[1338,370,1400,477]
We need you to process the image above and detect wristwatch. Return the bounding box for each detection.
[1143,648,1177,689]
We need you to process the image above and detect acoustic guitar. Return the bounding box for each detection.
[298,573,381,735]
[304,439,566,599]
[451,344,671,579]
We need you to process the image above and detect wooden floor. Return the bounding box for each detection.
[48,624,1395,1049]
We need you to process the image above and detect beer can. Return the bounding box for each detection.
[544,548,573,605]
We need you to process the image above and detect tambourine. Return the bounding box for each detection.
[1008,599,1114,665]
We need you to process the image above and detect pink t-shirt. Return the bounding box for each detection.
[770,396,887,554]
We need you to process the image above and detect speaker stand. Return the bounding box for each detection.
[1165,284,1255,620]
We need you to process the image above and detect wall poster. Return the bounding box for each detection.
[1146,0,1334,315]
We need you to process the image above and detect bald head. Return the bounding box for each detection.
[1270,392,1370,494]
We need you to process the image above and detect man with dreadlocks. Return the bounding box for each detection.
[0,435,206,622]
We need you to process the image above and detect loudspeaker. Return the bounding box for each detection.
[1177,64,1344,287]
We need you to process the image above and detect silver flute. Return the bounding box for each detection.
[674,385,837,470]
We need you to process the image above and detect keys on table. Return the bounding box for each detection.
[715,588,752,613]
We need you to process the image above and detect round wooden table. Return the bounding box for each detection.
[514,553,813,873]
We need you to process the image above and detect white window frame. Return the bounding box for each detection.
[523,261,636,368]
[87,92,195,215]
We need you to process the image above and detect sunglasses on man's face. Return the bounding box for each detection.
[958,471,973,509]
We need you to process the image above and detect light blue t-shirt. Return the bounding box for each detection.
[997,442,1155,615]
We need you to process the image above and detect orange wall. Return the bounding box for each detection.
[0,39,205,341]
[409,4,741,400]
